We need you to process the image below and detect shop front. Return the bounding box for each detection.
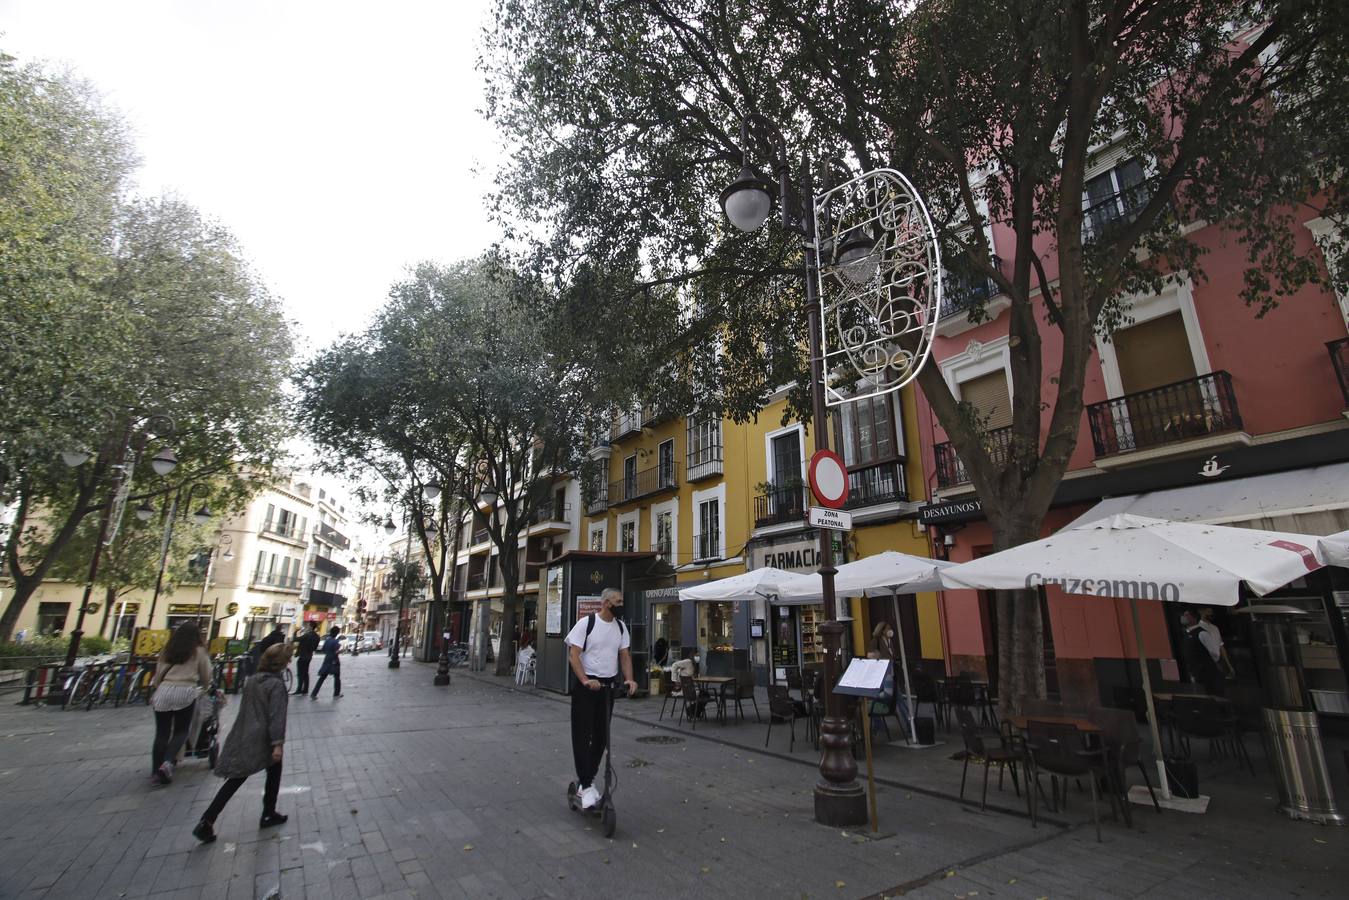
[166,602,212,635]
[746,529,847,686]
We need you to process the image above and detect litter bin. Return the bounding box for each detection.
[1239,604,1344,826]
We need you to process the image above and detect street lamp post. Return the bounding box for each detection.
[717,126,866,826]
[143,482,213,633]
[196,533,234,637]
[384,508,415,669]
[59,414,177,669]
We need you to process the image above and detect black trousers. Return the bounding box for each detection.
[152,704,195,771]
[202,761,282,823]
[311,665,340,697]
[570,677,613,788]
[294,656,313,694]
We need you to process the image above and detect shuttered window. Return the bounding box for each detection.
[958,370,1013,430]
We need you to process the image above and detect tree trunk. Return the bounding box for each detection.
[991,513,1047,716]
[495,560,519,677]
[0,574,42,642]
[97,586,117,637]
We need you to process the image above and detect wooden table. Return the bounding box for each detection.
[694,676,735,723]
[1152,692,1230,703]
[1006,714,1101,733]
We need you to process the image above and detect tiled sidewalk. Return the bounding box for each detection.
[0,655,1344,899]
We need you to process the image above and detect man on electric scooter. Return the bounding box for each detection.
[565,587,637,811]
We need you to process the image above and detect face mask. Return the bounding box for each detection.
[610,605,624,616]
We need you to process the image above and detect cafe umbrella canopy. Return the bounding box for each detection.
[939,513,1335,802]
[1318,530,1349,567]
[776,551,955,742]
[677,567,799,603]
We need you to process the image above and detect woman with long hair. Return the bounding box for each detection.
[150,622,212,785]
[193,642,292,842]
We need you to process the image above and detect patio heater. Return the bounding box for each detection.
[1238,604,1343,825]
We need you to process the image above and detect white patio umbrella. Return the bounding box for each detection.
[1318,530,1349,568]
[677,566,798,602]
[939,513,1332,801]
[777,551,956,742]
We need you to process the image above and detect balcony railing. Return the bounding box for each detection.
[585,487,609,516]
[610,408,642,441]
[1330,338,1349,406]
[467,572,487,591]
[307,588,346,607]
[654,537,672,560]
[315,521,350,550]
[608,462,680,506]
[841,460,909,510]
[687,444,724,482]
[934,426,1015,489]
[312,555,350,580]
[1087,371,1242,457]
[258,521,304,542]
[252,571,301,591]
[754,484,807,528]
[693,530,720,562]
[939,255,1003,320]
[529,501,571,525]
[1081,185,1152,243]
[471,528,490,546]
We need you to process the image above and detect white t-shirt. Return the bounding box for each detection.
[564,614,630,678]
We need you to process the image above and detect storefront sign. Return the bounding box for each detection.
[133,628,170,657]
[808,506,853,531]
[226,602,239,616]
[641,586,682,602]
[918,497,983,525]
[249,605,270,616]
[167,603,206,615]
[750,532,843,573]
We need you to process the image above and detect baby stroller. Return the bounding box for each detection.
[182,687,223,769]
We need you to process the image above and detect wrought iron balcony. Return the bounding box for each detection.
[754,484,807,528]
[307,588,346,607]
[686,443,724,482]
[585,487,608,516]
[1081,185,1153,243]
[693,530,720,562]
[610,408,643,441]
[841,460,909,510]
[934,426,1015,489]
[467,572,487,591]
[471,528,490,546]
[315,521,350,550]
[608,462,680,507]
[1087,371,1242,457]
[312,555,350,580]
[939,255,1003,319]
[251,571,301,591]
[1330,338,1349,406]
[529,500,571,525]
[258,520,305,543]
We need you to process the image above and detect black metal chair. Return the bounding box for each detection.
[765,684,804,752]
[725,669,760,723]
[1087,706,1160,821]
[1023,720,1117,842]
[676,678,708,730]
[955,707,1021,811]
[657,673,678,721]
[910,670,946,731]
[1168,695,1254,775]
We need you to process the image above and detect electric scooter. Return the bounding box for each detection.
[566,680,628,837]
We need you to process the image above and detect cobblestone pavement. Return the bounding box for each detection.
[1,656,1345,900]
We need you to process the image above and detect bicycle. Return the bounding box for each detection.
[85,665,118,710]
[61,663,101,710]
[124,664,156,706]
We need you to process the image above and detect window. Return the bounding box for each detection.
[696,499,720,560]
[37,602,69,634]
[958,370,1013,430]
[264,503,275,530]
[623,455,637,501]
[1082,157,1149,242]
[770,431,803,486]
[687,413,723,479]
[256,550,267,578]
[655,511,673,559]
[833,394,902,467]
[620,521,637,552]
[590,527,606,551]
[1112,312,1197,395]
[658,439,675,487]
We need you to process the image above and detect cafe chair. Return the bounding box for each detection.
[725,669,760,723]
[1023,721,1118,842]
[910,670,946,731]
[1088,707,1160,820]
[677,679,709,730]
[955,707,1021,811]
[765,684,804,752]
[658,673,678,721]
[1168,695,1255,775]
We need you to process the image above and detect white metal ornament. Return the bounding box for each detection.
[813,169,942,406]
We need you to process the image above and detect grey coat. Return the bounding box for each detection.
[214,671,288,779]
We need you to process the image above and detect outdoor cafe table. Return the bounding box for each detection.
[1006,714,1102,733]
[694,676,735,723]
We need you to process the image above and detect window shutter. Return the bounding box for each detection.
[959,370,1013,430]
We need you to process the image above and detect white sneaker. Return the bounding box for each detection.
[580,784,601,809]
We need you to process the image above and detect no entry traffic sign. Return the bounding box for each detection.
[808,449,849,509]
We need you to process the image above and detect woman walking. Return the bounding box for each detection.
[150,623,212,785]
[310,626,343,699]
[192,643,292,843]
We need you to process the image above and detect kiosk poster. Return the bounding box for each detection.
[545,568,563,635]
[576,594,604,619]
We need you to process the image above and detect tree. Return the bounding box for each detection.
[0,197,294,640]
[0,53,139,503]
[482,0,1348,706]
[298,259,598,676]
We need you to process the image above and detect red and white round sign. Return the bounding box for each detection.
[808,449,849,509]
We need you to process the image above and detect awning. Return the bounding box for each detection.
[1066,461,1349,536]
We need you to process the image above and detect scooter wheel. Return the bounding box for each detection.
[601,800,616,837]
[566,782,578,811]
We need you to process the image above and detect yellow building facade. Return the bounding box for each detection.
[581,387,942,687]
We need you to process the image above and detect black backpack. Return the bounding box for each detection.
[581,612,625,651]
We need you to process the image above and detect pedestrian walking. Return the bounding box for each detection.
[149,623,212,786]
[565,587,636,810]
[241,624,285,682]
[1180,609,1225,696]
[293,622,320,695]
[310,627,343,699]
[192,643,292,843]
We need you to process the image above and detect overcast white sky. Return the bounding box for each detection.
[0,0,501,357]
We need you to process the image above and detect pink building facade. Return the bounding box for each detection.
[915,184,1349,715]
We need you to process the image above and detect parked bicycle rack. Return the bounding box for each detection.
[22,664,66,705]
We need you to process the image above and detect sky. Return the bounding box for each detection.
[0,0,501,358]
